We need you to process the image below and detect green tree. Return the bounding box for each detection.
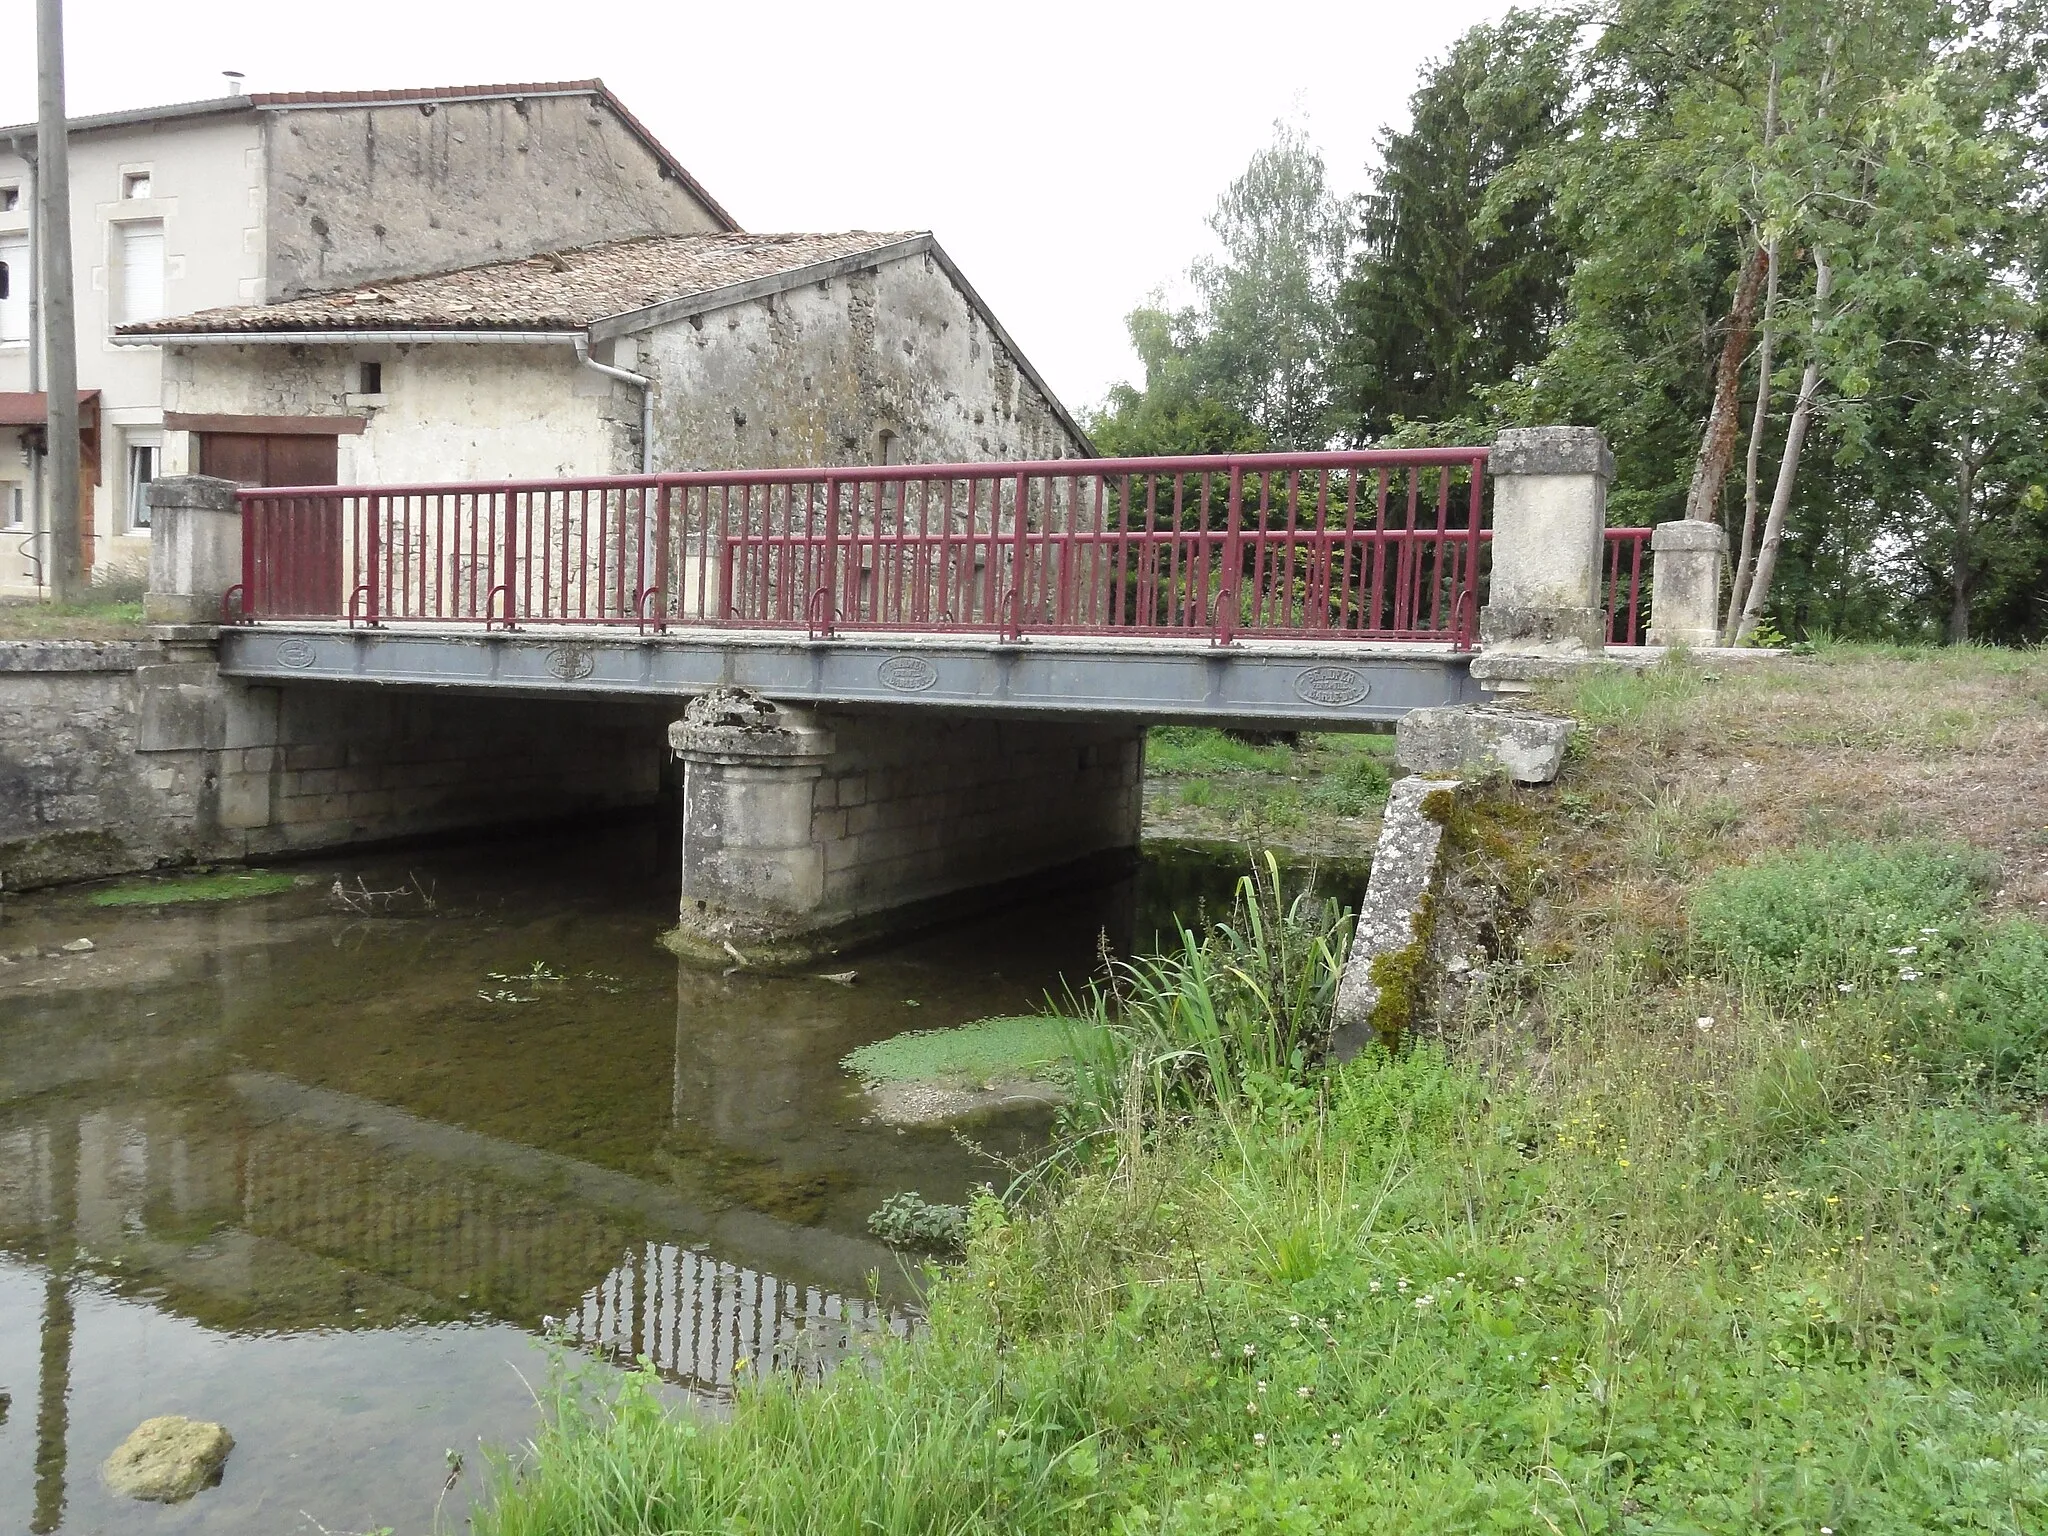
[1336,8,1579,441]
[1087,309,1269,459]
[1089,125,1347,453]
[1527,0,2045,641]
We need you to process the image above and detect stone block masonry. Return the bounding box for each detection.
[669,688,1143,965]
[0,638,671,889]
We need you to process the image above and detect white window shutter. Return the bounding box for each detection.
[120,222,165,324]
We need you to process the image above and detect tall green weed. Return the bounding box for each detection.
[1060,854,1351,1129]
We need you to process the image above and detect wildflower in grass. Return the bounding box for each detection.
[1838,982,1857,993]
[1415,1294,1435,1309]
[1243,1343,1257,1357]
[1900,967,1923,981]
[1253,1433,1266,1447]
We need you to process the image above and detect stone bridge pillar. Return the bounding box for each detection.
[1480,427,1614,656]
[665,687,1144,968]
[144,475,243,626]
[1646,519,1727,648]
[670,689,838,963]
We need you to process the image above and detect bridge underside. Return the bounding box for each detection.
[218,623,1478,727]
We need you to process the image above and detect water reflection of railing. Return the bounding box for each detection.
[0,1108,909,1399]
[565,1239,910,1397]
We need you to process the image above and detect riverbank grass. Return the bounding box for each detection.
[88,870,299,907]
[0,592,150,641]
[1144,727,1395,847]
[479,647,2048,1535]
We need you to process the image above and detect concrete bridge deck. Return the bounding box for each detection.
[219,621,1482,726]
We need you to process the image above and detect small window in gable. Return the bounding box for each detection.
[122,171,152,200]
[358,361,383,395]
[0,186,19,212]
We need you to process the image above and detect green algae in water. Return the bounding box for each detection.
[89,870,299,907]
[843,1014,1075,1087]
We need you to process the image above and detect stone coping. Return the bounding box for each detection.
[0,638,166,673]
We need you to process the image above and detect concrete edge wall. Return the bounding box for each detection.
[0,638,673,890]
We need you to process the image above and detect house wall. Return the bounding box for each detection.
[0,115,265,593]
[0,87,727,596]
[161,246,1087,485]
[162,341,633,483]
[264,93,728,300]
[640,251,1086,470]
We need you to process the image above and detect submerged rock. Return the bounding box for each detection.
[102,1416,233,1503]
[61,938,95,953]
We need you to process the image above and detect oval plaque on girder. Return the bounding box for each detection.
[545,646,597,681]
[274,638,317,670]
[878,655,939,693]
[1292,665,1370,707]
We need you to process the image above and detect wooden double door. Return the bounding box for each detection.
[199,432,342,616]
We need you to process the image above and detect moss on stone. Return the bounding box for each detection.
[0,829,138,891]
[843,1015,1073,1089]
[1365,889,1437,1047]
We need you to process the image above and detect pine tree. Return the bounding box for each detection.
[1336,8,1578,441]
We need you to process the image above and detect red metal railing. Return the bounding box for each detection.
[236,449,1492,646]
[1604,527,1651,646]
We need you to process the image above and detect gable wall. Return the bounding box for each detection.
[639,251,1087,470]
[263,93,727,300]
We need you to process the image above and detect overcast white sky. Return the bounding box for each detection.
[1,0,1512,413]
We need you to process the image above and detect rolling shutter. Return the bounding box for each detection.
[119,222,165,324]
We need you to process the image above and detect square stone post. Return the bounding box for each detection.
[144,475,244,624]
[1480,427,1614,655]
[1646,518,1727,649]
[668,689,835,964]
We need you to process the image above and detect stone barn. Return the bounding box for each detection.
[115,230,1090,483]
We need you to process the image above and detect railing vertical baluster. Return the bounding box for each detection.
[1428,466,1450,634]
[1216,465,1242,645]
[366,492,383,624]
[1171,475,1187,630]
[1461,455,1486,649]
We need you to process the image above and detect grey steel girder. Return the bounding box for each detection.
[218,624,1479,727]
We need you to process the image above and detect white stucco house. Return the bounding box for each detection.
[0,79,732,594]
[114,229,1091,483]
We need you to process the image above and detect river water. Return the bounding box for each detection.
[0,824,1360,1535]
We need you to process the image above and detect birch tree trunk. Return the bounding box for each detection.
[1724,237,1780,638]
[1736,248,1832,644]
[1948,452,1979,644]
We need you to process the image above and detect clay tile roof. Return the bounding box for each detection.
[121,231,925,336]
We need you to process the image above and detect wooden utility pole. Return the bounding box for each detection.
[37,0,81,603]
